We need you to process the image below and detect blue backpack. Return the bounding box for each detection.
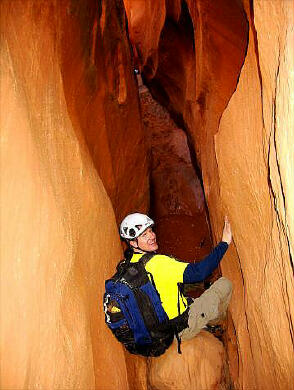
[103,253,188,357]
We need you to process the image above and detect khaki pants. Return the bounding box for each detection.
[180,277,232,340]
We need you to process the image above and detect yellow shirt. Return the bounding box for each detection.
[130,253,189,319]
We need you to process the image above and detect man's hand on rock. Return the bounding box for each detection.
[222,216,232,245]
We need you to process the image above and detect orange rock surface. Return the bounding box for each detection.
[0,0,147,388]
[58,0,149,222]
[123,0,166,76]
[215,2,294,388]
[149,332,226,390]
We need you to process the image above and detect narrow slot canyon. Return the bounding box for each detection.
[1,1,293,390]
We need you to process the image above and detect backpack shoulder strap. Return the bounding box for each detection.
[115,257,131,276]
[139,252,156,267]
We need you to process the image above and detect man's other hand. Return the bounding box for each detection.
[222,216,232,245]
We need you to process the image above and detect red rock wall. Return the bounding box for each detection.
[124,0,166,77]
[125,0,294,389]
[0,0,148,388]
[58,0,149,222]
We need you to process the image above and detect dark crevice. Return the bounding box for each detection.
[178,0,195,52]
[140,0,205,200]
[142,0,195,132]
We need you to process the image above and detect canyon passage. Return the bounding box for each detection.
[1,1,293,390]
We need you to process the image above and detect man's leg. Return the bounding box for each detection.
[180,277,232,341]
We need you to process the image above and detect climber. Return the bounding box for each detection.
[119,212,233,342]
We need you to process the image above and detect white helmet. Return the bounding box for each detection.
[120,213,154,240]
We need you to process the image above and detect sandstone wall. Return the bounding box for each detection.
[124,0,166,77]
[1,0,147,388]
[58,0,149,222]
[149,332,226,390]
[215,1,294,388]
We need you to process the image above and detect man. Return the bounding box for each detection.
[119,212,232,341]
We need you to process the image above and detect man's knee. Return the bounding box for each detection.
[181,277,233,340]
[212,277,232,297]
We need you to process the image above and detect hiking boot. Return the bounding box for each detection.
[204,324,224,340]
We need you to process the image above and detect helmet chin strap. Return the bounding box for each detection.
[130,238,155,254]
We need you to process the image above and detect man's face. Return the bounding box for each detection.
[131,227,158,252]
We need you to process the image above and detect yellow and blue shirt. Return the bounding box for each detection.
[130,242,228,320]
